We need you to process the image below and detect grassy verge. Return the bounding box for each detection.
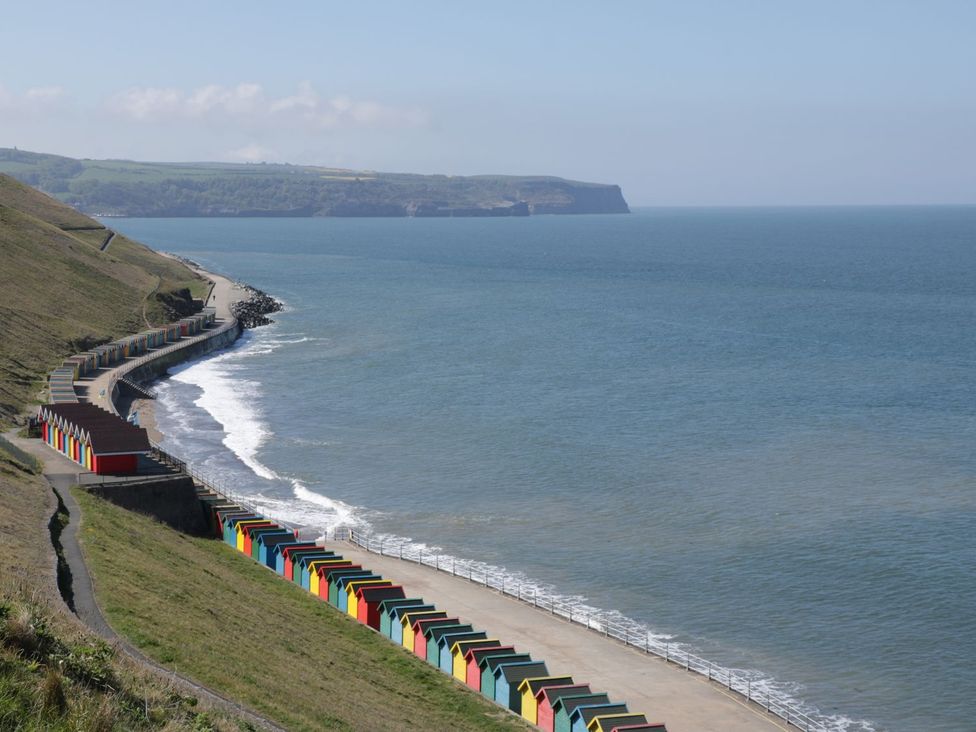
[73,490,530,732]
[0,441,245,731]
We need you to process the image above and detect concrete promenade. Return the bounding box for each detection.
[333,543,788,732]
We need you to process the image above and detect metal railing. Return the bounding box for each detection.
[341,528,827,732]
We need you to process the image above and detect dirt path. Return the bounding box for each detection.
[6,431,283,731]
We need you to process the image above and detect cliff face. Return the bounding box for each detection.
[0,149,630,218]
[519,181,630,215]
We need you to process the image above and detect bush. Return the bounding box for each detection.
[57,640,116,690]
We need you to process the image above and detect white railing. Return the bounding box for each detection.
[341,528,827,732]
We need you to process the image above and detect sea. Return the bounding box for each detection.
[111,208,976,732]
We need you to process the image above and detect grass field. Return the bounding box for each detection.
[74,490,531,732]
[0,440,247,731]
[0,174,206,425]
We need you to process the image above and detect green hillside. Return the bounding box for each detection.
[0,174,206,424]
[0,147,630,217]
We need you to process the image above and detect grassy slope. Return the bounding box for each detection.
[0,174,205,424]
[74,490,530,732]
[0,442,245,731]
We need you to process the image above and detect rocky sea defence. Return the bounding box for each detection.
[231,285,284,328]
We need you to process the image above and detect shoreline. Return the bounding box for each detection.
[124,280,798,732]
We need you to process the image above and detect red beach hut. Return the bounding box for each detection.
[464,645,516,691]
[357,585,406,629]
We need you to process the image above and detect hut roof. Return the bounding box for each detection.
[480,653,531,673]
[359,586,405,603]
[518,676,575,695]
[497,660,548,683]
[570,703,629,726]
[466,645,516,664]
[537,683,592,704]
[39,403,150,455]
[552,693,611,716]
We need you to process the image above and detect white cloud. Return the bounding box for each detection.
[0,84,66,110]
[107,81,427,130]
[226,143,277,162]
[109,86,183,120]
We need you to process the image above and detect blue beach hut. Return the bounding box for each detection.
[257,531,295,567]
[332,572,380,609]
[273,541,317,575]
[425,623,472,666]
[437,630,486,674]
[480,653,531,700]
[379,599,425,639]
[248,526,287,560]
[394,606,440,646]
[296,551,337,588]
[494,660,549,713]
[552,694,612,732]
[570,703,630,732]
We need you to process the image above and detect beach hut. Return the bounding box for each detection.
[536,685,592,732]
[437,631,486,675]
[275,542,317,576]
[240,521,276,554]
[413,617,460,659]
[606,725,666,732]
[518,676,575,724]
[249,527,289,560]
[391,605,436,645]
[234,519,271,551]
[279,544,320,579]
[257,531,297,567]
[296,551,338,588]
[345,579,391,618]
[330,571,378,608]
[378,598,424,638]
[218,512,256,543]
[464,645,515,691]
[357,585,405,629]
[310,560,353,597]
[320,566,365,604]
[226,515,264,546]
[494,660,549,714]
[451,639,501,682]
[164,323,181,342]
[198,497,238,535]
[223,514,260,545]
[568,703,629,732]
[553,695,611,732]
[36,403,151,474]
[586,714,648,732]
[308,555,352,600]
[425,622,472,665]
[267,538,306,573]
[479,653,531,700]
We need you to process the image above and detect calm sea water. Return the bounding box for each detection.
[112,209,976,732]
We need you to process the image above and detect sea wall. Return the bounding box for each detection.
[114,323,240,400]
[83,475,208,535]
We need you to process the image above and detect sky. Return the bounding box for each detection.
[1,1,974,205]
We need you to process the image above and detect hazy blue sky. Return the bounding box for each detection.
[2,1,974,205]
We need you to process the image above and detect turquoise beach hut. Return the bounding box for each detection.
[249,527,288,560]
[425,623,471,665]
[332,572,379,608]
[257,531,296,567]
[379,599,425,639]
[480,653,532,700]
[552,694,611,732]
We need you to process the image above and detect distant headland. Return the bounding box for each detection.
[0,147,630,218]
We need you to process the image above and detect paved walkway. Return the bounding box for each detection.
[6,432,282,731]
[333,544,787,732]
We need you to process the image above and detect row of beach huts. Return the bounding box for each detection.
[200,489,667,732]
[47,309,216,404]
[38,308,217,474]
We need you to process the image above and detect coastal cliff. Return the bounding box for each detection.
[0,148,630,218]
